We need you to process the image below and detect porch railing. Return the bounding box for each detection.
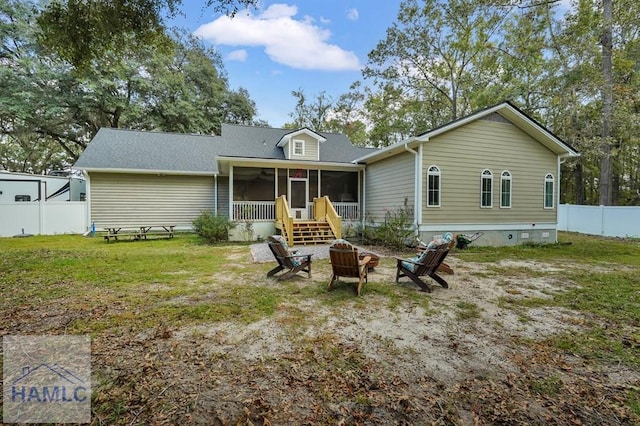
[333,202,359,220]
[274,196,294,246]
[313,196,342,239]
[233,200,359,222]
[232,201,275,221]
[307,202,358,221]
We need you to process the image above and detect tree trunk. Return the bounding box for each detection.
[575,160,585,205]
[598,0,613,206]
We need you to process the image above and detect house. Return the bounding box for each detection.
[73,101,579,246]
[74,124,374,244]
[357,101,579,246]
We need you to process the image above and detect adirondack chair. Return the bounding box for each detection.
[266,235,312,281]
[328,239,371,296]
[417,234,456,275]
[396,241,450,292]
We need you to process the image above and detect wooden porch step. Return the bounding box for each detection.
[291,221,335,245]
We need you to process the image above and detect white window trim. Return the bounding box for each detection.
[544,173,555,209]
[426,165,441,207]
[480,169,493,208]
[500,170,512,209]
[292,139,305,156]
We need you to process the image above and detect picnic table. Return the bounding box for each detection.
[103,225,176,242]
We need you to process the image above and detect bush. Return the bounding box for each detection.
[369,201,415,249]
[192,211,236,243]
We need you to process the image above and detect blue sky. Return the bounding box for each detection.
[170,1,402,127]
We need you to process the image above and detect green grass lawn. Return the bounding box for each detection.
[1,231,639,424]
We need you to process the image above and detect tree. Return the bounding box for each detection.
[36,0,259,71]
[0,1,257,171]
[364,0,515,126]
[286,90,334,131]
[599,0,613,205]
[326,82,368,146]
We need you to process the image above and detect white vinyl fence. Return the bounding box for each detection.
[558,204,640,238]
[0,201,88,237]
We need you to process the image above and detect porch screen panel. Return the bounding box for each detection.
[277,169,287,197]
[321,171,358,202]
[233,167,274,201]
[308,170,318,201]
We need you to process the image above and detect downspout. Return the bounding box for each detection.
[229,166,233,220]
[214,174,218,215]
[556,156,564,242]
[404,143,420,234]
[361,168,366,227]
[557,156,563,209]
[84,171,91,233]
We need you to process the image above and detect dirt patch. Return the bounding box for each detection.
[86,254,640,424]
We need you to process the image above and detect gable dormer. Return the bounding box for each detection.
[276,128,326,161]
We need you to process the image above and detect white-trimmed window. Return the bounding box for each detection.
[426,165,441,207]
[544,173,555,209]
[500,170,512,208]
[480,169,493,208]
[293,139,304,156]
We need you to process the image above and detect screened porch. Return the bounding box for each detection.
[230,166,361,222]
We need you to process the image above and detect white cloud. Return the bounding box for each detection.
[346,8,359,21]
[227,49,248,62]
[193,3,361,71]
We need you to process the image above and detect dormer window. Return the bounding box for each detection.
[293,139,304,156]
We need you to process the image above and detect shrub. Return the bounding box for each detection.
[192,211,236,243]
[369,201,415,249]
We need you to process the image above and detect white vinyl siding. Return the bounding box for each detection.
[89,172,215,228]
[365,152,415,222]
[421,119,558,225]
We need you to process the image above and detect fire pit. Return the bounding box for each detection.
[359,252,380,271]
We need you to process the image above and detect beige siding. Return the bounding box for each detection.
[422,119,557,225]
[365,152,415,221]
[89,173,215,228]
[286,134,319,161]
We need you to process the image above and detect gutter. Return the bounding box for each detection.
[77,167,216,176]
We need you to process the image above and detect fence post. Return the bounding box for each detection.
[599,205,605,236]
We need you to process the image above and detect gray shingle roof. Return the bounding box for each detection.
[74,129,223,173]
[74,124,377,174]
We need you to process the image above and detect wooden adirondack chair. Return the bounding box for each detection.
[266,235,312,281]
[395,242,450,292]
[328,239,371,296]
[417,238,456,275]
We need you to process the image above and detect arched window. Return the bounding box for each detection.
[426,165,441,207]
[500,170,512,208]
[544,173,555,209]
[480,169,493,208]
